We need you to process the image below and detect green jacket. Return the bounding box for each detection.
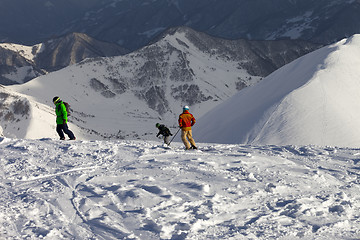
[55,101,68,124]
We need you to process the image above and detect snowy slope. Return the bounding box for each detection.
[0,86,83,140]
[0,138,359,239]
[195,35,360,147]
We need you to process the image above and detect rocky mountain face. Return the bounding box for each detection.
[34,32,129,72]
[0,0,357,51]
[163,27,321,77]
[85,26,320,116]
[0,46,44,85]
[0,33,128,85]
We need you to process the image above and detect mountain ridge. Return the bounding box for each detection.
[0,32,128,85]
[0,0,358,51]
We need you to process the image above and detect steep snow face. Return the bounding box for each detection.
[0,138,359,239]
[195,35,360,147]
[0,45,45,85]
[0,43,43,61]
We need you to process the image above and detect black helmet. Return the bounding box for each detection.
[53,96,61,104]
[156,123,160,128]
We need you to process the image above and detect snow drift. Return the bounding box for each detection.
[195,35,360,147]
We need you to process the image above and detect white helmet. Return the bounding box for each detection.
[183,105,189,111]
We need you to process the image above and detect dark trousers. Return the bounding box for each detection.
[163,136,170,145]
[56,123,75,140]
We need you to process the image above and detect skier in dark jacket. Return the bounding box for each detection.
[53,96,76,140]
[156,123,172,145]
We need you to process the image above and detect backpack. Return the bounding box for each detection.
[63,102,72,116]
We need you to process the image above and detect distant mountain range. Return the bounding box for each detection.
[0,32,128,84]
[0,26,319,86]
[2,27,319,140]
[34,32,129,72]
[0,0,359,51]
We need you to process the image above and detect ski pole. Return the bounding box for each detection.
[168,128,180,145]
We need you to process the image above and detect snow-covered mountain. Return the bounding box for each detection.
[0,44,44,85]
[33,32,128,72]
[1,138,359,239]
[4,27,317,140]
[1,0,358,51]
[195,34,360,147]
[0,33,127,85]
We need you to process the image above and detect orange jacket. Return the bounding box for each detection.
[178,110,196,131]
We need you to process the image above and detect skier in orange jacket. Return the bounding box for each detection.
[178,106,197,150]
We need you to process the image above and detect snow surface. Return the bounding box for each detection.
[3,66,39,84]
[0,137,359,239]
[196,35,360,147]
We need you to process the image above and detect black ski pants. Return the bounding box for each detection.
[56,123,75,140]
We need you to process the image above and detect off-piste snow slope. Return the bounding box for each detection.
[0,138,359,239]
[195,35,360,147]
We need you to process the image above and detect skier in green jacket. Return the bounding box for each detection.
[53,96,76,140]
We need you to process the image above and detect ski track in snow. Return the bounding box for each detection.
[0,138,359,239]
